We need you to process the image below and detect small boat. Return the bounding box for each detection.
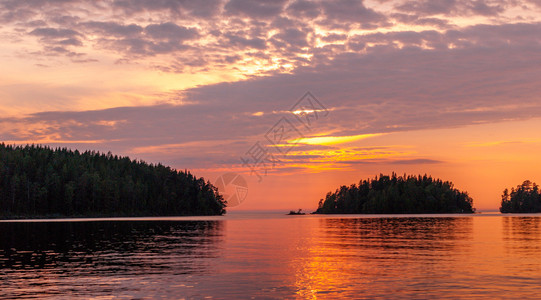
[287,209,306,215]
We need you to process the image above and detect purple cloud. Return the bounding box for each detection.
[225,0,288,19]
[144,22,199,41]
[3,21,541,170]
[396,0,505,17]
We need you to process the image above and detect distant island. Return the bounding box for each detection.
[500,180,541,213]
[0,144,226,219]
[314,173,475,214]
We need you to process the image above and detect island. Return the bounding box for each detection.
[0,144,226,219]
[314,173,475,214]
[500,180,541,213]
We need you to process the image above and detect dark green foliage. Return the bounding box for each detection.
[0,144,226,218]
[500,180,541,213]
[315,173,475,214]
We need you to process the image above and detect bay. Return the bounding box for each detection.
[1,212,540,299]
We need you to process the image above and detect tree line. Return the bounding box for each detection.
[315,173,475,214]
[500,180,541,213]
[0,144,226,218]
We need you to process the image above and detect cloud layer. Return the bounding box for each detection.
[2,0,540,72]
[2,0,541,174]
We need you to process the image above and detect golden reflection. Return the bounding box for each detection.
[291,217,473,298]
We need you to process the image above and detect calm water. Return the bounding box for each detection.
[1,213,540,299]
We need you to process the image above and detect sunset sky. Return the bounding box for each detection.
[2,0,541,211]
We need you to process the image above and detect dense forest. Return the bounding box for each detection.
[0,144,226,218]
[315,173,475,214]
[500,180,541,213]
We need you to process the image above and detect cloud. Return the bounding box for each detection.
[396,0,505,17]
[224,33,267,50]
[4,19,541,171]
[28,27,84,49]
[271,28,310,48]
[2,0,541,173]
[144,22,199,41]
[390,13,451,29]
[319,0,389,29]
[225,0,288,19]
[2,0,539,76]
[112,0,223,18]
[286,0,322,19]
[389,159,444,165]
[529,0,541,8]
[81,21,143,37]
[29,27,79,38]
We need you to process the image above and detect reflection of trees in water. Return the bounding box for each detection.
[321,217,473,254]
[503,217,541,255]
[0,221,224,275]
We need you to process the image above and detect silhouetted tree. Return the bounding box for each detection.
[0,144,226,218]
[315,173,475,214]
[500,180,541,213]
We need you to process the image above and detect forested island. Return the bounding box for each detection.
[314,173,475,214]
[500,180,541,213]
[0,144,226,218]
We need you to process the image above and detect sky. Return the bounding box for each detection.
[1,0,541,211]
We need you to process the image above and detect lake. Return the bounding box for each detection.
[1,212,540,299]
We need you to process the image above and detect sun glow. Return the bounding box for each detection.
[292,133,384,146]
